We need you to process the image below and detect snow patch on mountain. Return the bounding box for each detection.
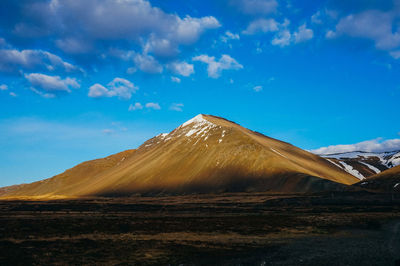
[359,162,381,174]
[181,114,218,138]
[338,161,365,180]
[387,152,400,167]
[181,114,213,128]
[326,159,342,169]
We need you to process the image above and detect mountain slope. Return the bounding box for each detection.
[355,165,400,192]
[0,149,136,199]
[318,151,400,180]
[0,114,358,198]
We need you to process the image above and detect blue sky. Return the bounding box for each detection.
[1,0,400,186]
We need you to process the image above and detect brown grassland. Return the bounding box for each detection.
[1,191,400,265]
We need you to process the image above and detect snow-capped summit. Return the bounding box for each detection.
[180,114,211,128]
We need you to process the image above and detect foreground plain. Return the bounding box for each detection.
[1,191,400,265]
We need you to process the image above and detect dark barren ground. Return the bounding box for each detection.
[1,191,400,265]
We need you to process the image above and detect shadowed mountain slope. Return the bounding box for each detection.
[355,165,400,192]
[0,114,358,198]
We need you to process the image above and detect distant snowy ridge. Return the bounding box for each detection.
[319,150,400,168]
[316,150,400,179]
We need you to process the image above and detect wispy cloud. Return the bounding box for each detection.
[0,48,80,73]
[25,73,80,98]
[310,138,400,154]
[253,85,263,92]
[171,76,181,83]
[326,10,400,58]
[230,0,278,15]
[170,103,184,111]
[221,31,240,43]
[193,54,243,78]
[128,102,143,111]
[88,78,138,100]
[168,61,194,77]
[145,102,161,110]
[242,19,279,35]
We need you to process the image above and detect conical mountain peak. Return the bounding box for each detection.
[0,114,359,199]
[180,114,210,128]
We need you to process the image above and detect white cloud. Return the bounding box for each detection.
[108,78,138,99]
[25,73,80,93]
[192,54,243,78]
[221,31,240,42]
[168,61,194,76]
[253,85,263,92]
[173,16,221,45]
[142,16,220,57]
[242,19,279,35]
[310,138,400,154]
[145,102,161,110]
[310,9,338,25]
[126,67,137,74]
[269,23,313,47]
[230,0,278,15]
[55,38,93,54]
[9,92,17,97]
[28,0,220,58]
[128,102,143,111]
[243,18,312,47]
[294,24,314,43]
[311,11,323,24]
[389,50,400,59]
[88,78,138,100]
[102,129,115,135]
[325,30,336,39]
[88,84,109,98]
[271,30,292,47]
[171,76,181,83]
[133,53,163,74]
[0,48,79,73]
[328,10,400,52]
[0,84,8,91]
[170,103,184,112]
[142,37,177,57]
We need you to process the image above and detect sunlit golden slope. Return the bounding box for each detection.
[0,114,358,198]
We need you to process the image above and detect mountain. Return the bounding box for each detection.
[0,114,359,199]
[317,151,400,180]
[355,165,400,192]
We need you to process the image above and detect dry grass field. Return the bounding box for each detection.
[1,191,400,265]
